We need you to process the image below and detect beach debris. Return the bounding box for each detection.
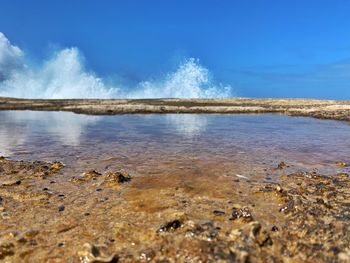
[235,174,248,179]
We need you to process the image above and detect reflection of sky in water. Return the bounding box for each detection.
[1,111,350,175]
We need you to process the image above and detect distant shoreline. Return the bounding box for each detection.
[1,97,350,121]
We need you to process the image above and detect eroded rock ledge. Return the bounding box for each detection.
[1,97,350,121]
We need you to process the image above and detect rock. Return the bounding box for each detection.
[335,161,348,168]
[139,249,155,262]
[1,211,10,219]
[24,230,39,239]
[279,200,295,214]
[230,206,253,222]
[50,161,64,171]
[157,220,182,233]
[105,171,131,184]
[77,243,118,263]
[271,225,279,232]
[213,210,225,215]
[248,222,272,247]
[0,242,15,260]
[277,161,288,169]
[85,170,102,179]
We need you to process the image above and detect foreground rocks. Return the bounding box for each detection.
[0,157,349,262]
[1,97,350,122]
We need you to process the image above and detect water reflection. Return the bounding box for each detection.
[165,114,207,138]
[0,111,101,156]
[0,112,209,157]
[1,111,350,176]
[0,124,26,156]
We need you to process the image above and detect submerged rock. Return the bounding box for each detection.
[277,161,288,169]
[335,161,348,168]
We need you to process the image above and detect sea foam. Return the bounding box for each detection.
[0,32,232,99]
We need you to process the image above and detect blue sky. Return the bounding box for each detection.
[1,0,350,99]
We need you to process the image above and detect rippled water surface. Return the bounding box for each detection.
[1,111,350,178]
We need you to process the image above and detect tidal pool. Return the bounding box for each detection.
[1,111,350,178]
[0,111,350,262]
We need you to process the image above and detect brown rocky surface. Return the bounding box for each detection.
[0,157,349,262]
[0,97,349,121]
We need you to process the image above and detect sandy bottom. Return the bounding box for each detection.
[0,112,350,262]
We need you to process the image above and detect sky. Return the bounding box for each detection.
[1,0,350,99]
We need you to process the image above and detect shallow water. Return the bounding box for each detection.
[1,111,350,261]
[1,111,350,179]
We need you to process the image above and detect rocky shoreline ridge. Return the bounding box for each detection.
[1,97,350,121]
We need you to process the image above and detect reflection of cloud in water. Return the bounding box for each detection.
[0,111,100,156]
[0,125,26,156]
[165,114,207,138]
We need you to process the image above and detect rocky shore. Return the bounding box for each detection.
[1,98,350,262]
[1,97,350,121]
[0,157,349,262]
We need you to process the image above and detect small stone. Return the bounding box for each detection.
[279,200,294,214]
[105,171,132,184]
[139,249,155,262]
[51,162,64,170]
[24,230,39,239]
[277,162,288,169]
[230,206,253,222]
[213,210,225,215]
[0,242,15,260]
[84,170,102,178]
[58,206,65,212]
[157,220,182,233]
[271,225,279,232]
[335,161,348,168]
[1,212,10,219]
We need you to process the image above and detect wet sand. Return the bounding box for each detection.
[0,100,350,262]
[1,97,350,121]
